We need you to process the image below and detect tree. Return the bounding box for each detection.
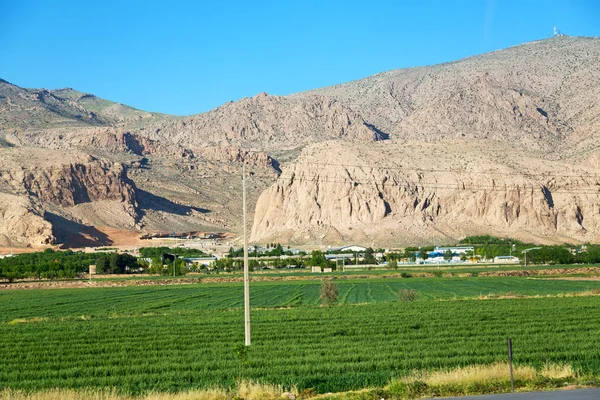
[172,258,187,276]
[320,280,339,306]
[307,250,330,268]
[419,248,428,260]
[363,247,377,264]
[147,257,165,275]
[404,247,418,262]
[443,249,453,261]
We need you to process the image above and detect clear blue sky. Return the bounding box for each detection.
[1,0,599,115]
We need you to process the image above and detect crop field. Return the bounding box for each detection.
[1,277,600,395]
[1,277,600,321]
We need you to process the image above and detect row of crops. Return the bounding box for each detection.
[2,277,600,323]
[1,295,600,394]
[2,277,600,395]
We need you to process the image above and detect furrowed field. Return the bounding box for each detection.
[1,277,600,395]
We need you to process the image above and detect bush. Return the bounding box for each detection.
[320,280,339,306]
[398,289,418,302]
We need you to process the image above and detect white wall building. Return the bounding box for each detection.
[330,245,367,253]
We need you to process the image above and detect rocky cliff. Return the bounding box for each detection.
[0,149,139,247]
[251,141,600,245]
[0,194,53,247]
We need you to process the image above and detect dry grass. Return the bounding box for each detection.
[421,362,537,386]
[0,382,297,400]
[144,389,227,400]
[0,365,574,400]
[0,388,125,400]
[387,361,576,389]
[540,363,575,379]
[237,381,296,400]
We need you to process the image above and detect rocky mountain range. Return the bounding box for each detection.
[1,36,599,248]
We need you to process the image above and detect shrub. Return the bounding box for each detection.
[398,289,418,302]
[320,280,339,306]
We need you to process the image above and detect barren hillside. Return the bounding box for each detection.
[1,36,599,247]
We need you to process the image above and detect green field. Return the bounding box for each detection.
[1,277,600,395]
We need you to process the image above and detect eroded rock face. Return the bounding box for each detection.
[251,141,600,245]
[0,149,139,247]
[0,194,54,247]
[20,161,137,208]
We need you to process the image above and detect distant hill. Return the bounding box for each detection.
[1,36,600,247]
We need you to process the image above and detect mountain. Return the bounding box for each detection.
[251,36,600,245]
[1,36,599,248]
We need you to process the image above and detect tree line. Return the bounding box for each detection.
[0,249,140,282]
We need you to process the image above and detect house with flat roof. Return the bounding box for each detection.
[183,256,217,266]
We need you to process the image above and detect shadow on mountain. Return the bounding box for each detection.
[136,189,210,218]
[365,122,390,140]
[45,212,113,249]
[271,158,282,174]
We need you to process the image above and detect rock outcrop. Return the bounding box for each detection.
[0,148,139,247]
[251,141,600,245]
[0,194,54,247]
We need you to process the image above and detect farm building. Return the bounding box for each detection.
[330,245,367,253]
[183,256,218,266]
[493,256,520,264]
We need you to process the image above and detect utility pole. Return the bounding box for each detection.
[242,165,251,346]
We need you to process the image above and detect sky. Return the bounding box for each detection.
[1,0,599,116]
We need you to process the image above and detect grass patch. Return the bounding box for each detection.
[0,381,296,400]
[385,362,577,398]
[0,365,584,400]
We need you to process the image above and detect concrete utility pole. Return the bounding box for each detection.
[242,165,251,346]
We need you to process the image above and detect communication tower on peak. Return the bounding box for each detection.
[553,26,565,37]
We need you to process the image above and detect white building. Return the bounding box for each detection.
[493,256,520,264]
[330,245,367,253]
[183,256,218,266]
[434,246,474,254]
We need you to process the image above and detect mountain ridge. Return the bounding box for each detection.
[1,36,600,247]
